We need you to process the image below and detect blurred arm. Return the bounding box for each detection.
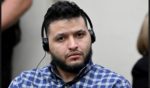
[1,0,32,31]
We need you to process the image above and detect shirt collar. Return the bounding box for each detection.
[49,59,93,84]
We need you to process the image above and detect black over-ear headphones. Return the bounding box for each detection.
[41,9,96,52]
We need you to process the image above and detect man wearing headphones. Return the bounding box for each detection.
[9,1,131,88]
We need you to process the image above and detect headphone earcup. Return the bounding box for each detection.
[88,30,95,43]
[42,38,49,52]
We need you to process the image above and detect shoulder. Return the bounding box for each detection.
[132,55,148,79]
[134,56,148,67]
[88,64,131,87]
[9,66,50,87]
[91,64,127,79]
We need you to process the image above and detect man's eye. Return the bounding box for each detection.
[76,32,85,38]
[56,36,65,42]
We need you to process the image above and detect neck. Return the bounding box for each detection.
[56,66,77,83]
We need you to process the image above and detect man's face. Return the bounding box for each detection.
[48,16,92,72]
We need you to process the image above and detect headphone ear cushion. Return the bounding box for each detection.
[88,30,96,43]
[42,38,49,51]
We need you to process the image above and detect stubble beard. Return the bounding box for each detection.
[51,48,92,73]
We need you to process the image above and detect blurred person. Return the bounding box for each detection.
[1,0,32,87]
[131,14,149,88]
[9,1,131,88]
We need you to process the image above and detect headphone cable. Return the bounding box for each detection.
[31,51,47,87]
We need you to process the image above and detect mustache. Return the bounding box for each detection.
[65,51,83,58]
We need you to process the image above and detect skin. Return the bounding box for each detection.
[1,0,32,31]
[47,16,92,82]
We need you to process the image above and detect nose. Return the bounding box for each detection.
[68,37,78,51]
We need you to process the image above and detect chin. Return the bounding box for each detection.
[67,59,84,66]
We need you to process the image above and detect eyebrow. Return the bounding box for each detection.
[55,29,86,36]
[76,29,86,33]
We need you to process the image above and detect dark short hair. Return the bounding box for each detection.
[43,1,87,34]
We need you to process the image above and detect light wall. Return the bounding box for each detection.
[12,0,148,84]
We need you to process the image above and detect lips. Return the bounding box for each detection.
[66,51,83,60]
